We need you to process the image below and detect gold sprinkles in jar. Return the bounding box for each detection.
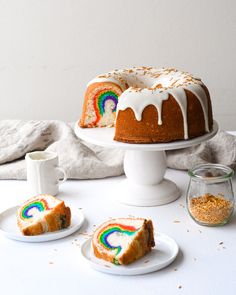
[189,193,233,225]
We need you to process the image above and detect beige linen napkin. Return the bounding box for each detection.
[167,130,236,171]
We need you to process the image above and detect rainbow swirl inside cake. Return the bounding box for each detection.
[20,198,50,220]
[93,90,119,124]
[98,223,138,256]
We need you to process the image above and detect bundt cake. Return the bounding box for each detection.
[79,67,213,143]
[17,194,71,236]
[92,218,155,265]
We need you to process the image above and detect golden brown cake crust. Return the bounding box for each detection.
[92,242,115,264]
[118,219,155,265]
[114,87,213,143]
[20,222,44,236]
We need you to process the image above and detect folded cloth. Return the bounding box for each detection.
[167,130,236,171]
[0,120,124,179]
[0,120,235,180]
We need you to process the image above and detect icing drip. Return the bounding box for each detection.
[184,84,209,132]
[98,223,138,256]
[21,199,50,220]
[116,89,169,125]
[168,88,188,139]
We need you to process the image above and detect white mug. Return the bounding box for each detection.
[25,151,67,196]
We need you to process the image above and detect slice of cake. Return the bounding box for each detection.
[92,218,155,265]
[17,194,71,236]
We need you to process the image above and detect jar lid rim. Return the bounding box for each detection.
[188,164,234,181]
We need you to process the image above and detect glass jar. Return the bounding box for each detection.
[187,164,235,226]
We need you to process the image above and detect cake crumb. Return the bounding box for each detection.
[174,220,180,223]
[79,232,92,237]
[105,265,111,268]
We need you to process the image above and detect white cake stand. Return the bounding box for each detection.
[75,121,218,206]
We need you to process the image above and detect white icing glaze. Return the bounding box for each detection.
[184,84,209,132]
[87,75,128,91]
[168,88,188,139]
[117,89,169,125]
[89,67,210,139]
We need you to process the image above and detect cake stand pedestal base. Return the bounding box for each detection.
[118,150,179,206]
[116,178,180,206]
[75,121,218,207]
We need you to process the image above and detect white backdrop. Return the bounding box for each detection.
[0,0,236,129]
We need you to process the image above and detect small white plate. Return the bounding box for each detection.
[0,206,85,242]
[80,232,179,275]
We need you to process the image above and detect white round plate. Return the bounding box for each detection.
[75,120,218,151]
[80,232,179,275]
[0,206,85,242]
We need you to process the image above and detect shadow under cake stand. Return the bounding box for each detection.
[75,121,218,207]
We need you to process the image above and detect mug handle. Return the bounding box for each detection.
[55,167,67,184]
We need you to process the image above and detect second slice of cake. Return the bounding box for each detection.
[92,218,155,265]
[17,194,71,236]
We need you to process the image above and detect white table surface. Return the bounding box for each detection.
[1,140,236,295]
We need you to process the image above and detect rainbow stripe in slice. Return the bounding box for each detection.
[93,90,119,124]
[98,223,138,256]
[20,199,50,219]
